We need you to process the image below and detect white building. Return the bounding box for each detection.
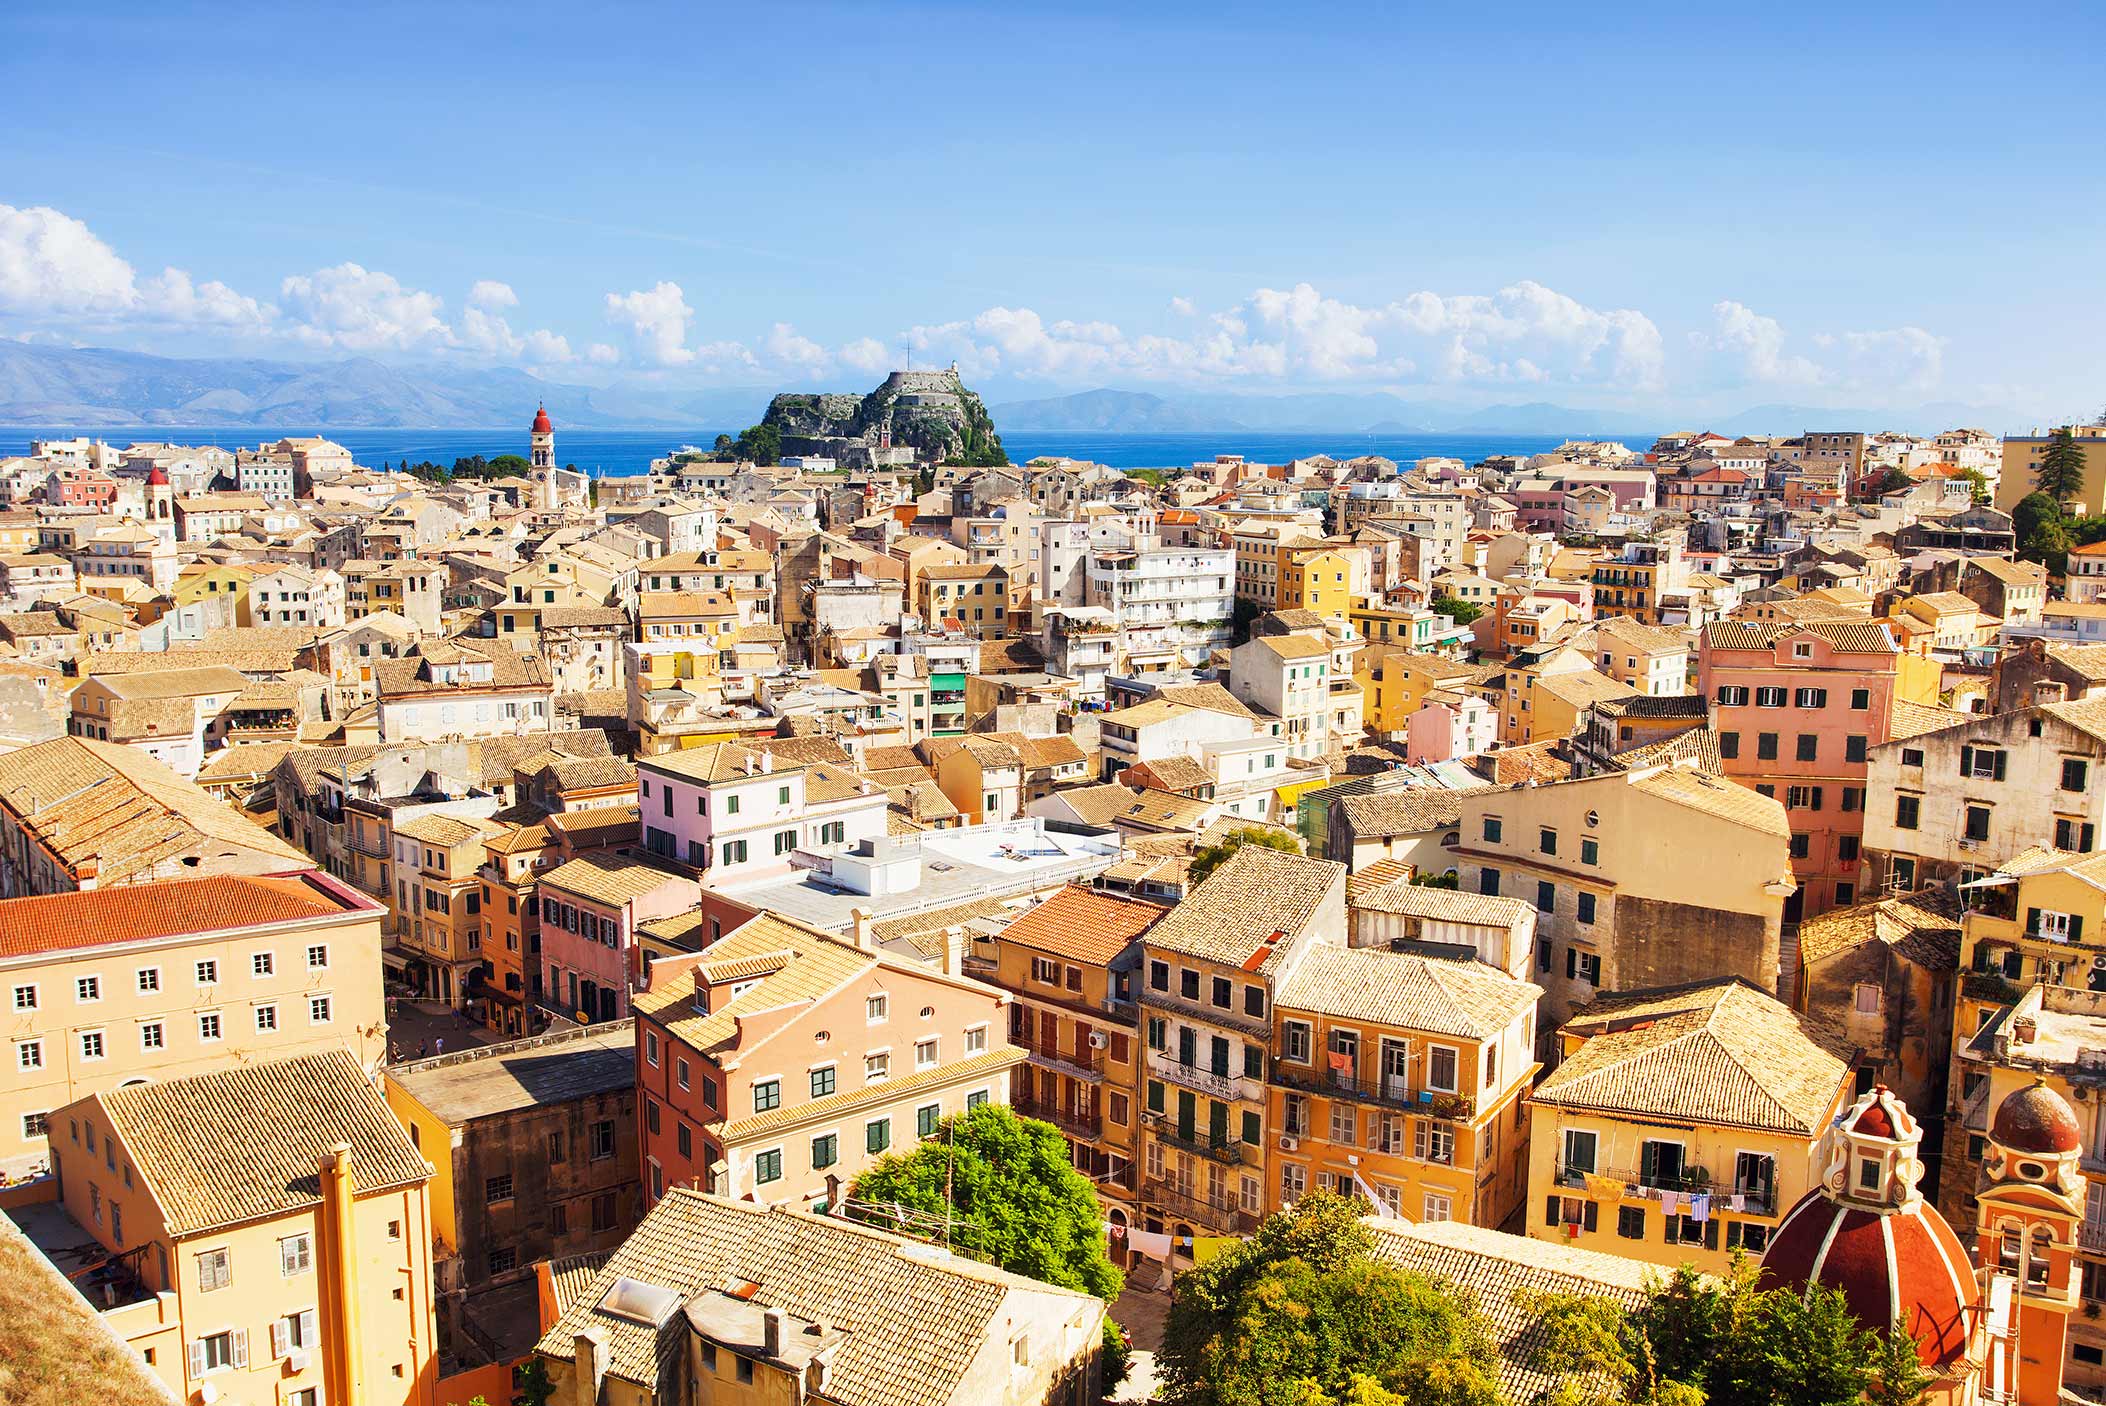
[1084,545,1234,672]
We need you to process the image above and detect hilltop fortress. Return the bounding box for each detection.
[759,366,1008,469]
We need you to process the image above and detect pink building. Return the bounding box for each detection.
[43,467,120,509]
[1698,619,1906,921]
[1404,690,1496,763]
[537,852,701,1022]
[637,741,890,889]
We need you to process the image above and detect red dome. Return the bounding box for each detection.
[1991,1080,2081,1155]
[145,465,169,486]
[531,405,552,434]
[1758,1193,1977,1369]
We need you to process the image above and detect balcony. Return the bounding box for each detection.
[1556,1163,1777,1216]
[1016,1034,1105,1083]
[1141,1109,1256,1167]
[1271,1059,1475,1122]
[1148,1048,1262,1104]
[1141,1175,1256,1234]
[2082,1220,2106,1254]
[1016,1095,1103,1141]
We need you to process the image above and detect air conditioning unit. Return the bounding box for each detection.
[1279,1136,1300,1152]
[286,1349,311,1373]
[1088,1032,1109,1049]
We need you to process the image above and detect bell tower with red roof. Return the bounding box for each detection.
[1976,1078,2084,1405]
[530,404,555,510]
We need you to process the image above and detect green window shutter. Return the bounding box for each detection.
[1545,1195,1560,1226]
[2027,907,2043,937]
[1993,749,2007,781]
[1583,1200,1598,1233]
[1959,745,1974,776]
[2072,915,2086,945]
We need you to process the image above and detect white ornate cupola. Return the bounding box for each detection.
[1819,1083,1925,1211]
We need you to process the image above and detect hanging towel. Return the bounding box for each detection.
[1127,1229,1174,1260]
[1692,1193,1712,1222]
[1727,1194,1745,1214]
[1658,1190,1680,1216]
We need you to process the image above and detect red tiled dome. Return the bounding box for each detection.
[531,405,553,434]
[1991,1081,2081,1155]
[145,465,169,486]
[1851,1098,1896,1138]
[1758,1193,1977,1369]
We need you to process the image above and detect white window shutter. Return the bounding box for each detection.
[300,1309,318,1349]
[271,1318,290,1358]
[186,1340,206,1378]
[231,1328,250,1368]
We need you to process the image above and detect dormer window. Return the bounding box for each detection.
[1857,1158,1881,1191]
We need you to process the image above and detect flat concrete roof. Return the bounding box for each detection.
[386,1021,636,1126]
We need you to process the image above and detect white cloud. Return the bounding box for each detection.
[586,342,621,365]
[1169,295,1196,316]
[466,280,518,311]
[764,322,831,375]
[838,336,891,375]
[1697,300,1944,394]
[279,263,453,352]
[458,279,572,363]
[603,281,698,366]
[0,205,138,314]
[138,268,272,328]
[899,280,1664,392]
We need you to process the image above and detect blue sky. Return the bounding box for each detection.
[3,0,2102,420]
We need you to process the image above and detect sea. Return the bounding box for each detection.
[0,426,1655,476]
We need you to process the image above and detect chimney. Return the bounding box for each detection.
[851,906,876,953]
[943,925,967,978]
[572,1328,608,1406]
[764,1306,786,1359]
[2035,680,2069,707]
[762,751,775,774]
[316,1143,365,1406]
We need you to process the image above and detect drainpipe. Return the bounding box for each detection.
[317,1142,365,1406]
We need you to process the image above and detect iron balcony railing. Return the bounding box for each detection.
[1271,1059,1476,1122]
[1554,1162,1777,1216]
[1015,1095,1104,1141]
[1140,1176,1255,1233]
[1140,1109,1256,1167]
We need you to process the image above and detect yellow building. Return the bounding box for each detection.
[1277,545,1354,621]
[0,871,388,1178]
[1527,978,1852,1273]
[1269,944,1541,1227]
[390,812,499,1008]
[46,1049,438,1406]
[1355,649,1476,736]
[172,562,259,622]
[1998,426,2106,517]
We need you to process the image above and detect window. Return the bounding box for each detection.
[195,959,218,985]
[2056,818,2096,852]
[2064,759,2090,793]
[865,1052,891,1081]
[10,984,34,1011]
[306,944,329,970]
[139,1021,164,1051]
[1180,968,1200,1000]
[135,967,160,994]
[1796,734,1818,762]
[1900,747,1924,768]
[1961,744,2006,780]
[1244,986,1266,1017]
[1030,956,1059,985]
[1580,837,1599,866]
[1483,817,1503,843]
[1618,1206,1646,1239]
[810,1066,836,1098]
[76,974,101,1003]
[487,1173,514,1203]
[279,1233,312,1276]
[1535,880,1555,914]
[721,839,747,865]
[645,1030,660,1066]
[755,1149,783,1184]
[1715,685,1749,706]
[308,994,332,1024]
[1577,892,1597,925]
[753,1078,782,1113]
[1789,833,1810,860]
[1895,794,1921,830]
[1718,732,1739,759]
[590,1120,615,1160]
[16,1039,43,1071]
[79,1030,105,1060]
[1283,1020,1312,1063]
[1428,1046,1458,1092]
[1850,687,1871,711]
[1757,732,1778,760]
[1563,1128,1598,1175]
[1539,827,1558,856]
[1211,976,1231,1008]
[1965,805,1991,842]
[866,993,888,1023]
[866,1118,891,1154]
[1854,982,1882,1015]
[22,1111,47,1139]
[1794,687,1828,709]
[197,1248,232,1292]
[917,1103,941,1138]
[1845,735,1867,764]
[964,1025,988,1056]
[251,952,273,977]
[1755,686,1786,708]
[1149,960,1169,991]
[915,1037,939,1069]
[1480,868,1500,896]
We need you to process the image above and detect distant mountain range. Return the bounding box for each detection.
[0,341,2033,439]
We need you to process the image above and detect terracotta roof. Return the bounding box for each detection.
[1534,979,1850,1135]
[993,883,1164,966]
[632,912,869,1055]
[1334,786,1486,837]
[1143,845,1342,971]
[1887,699,1971,741]
[535,1191,1094,1402]
[1703,620,1897,654]
[1473,742,1572,786]
[542,853,695,908]
[1345,857,1416,900]
[0,871,361,960]
[1351,877,1535,928]
[1277,947,1539,1038]
[1122,754,1212,792]
[2045,643,2106,682]
[95,1049,430,1236]
[1796,888,1963,969]
[1150,682,1256,718]
[391,813,493,848]
[1630,765,1789,837]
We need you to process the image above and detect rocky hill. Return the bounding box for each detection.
[760,368,1007,467]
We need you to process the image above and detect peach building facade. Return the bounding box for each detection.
[1,871,386,1178]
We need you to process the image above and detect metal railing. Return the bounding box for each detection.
[1015,1035,1104,1081]
[1554,1162,1776,1215]
[1141,1110,1255,1167]
[1138,986,1272,1039]
[1016,1096,1103,1141]
[1272,1059,1476,1122]
[1140,1176,1253,1233]
[1148,1049,1262,1104]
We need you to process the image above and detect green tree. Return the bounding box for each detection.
[1953,465,1991,504]
[1189,826,1303,885]
[2036,426,2090,504]
[1860,466,1915,499]
[1411,871,1460,890]
[1430,594,1483,625]
[847,1102,1122,1300]
[1705,1283,1871,1406]
[1101,1319,1133,1395]
[512,1357,556,1406]
[1631,1263,1732,1391]
[732,422,783,466]
[1864,1319,1933,1406]
[2014,490,2072,571]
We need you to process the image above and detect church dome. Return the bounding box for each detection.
[1757,1086,1978,1371]
[1990,1080,2081,1156]
[145,465,169,486]
[531,404,553,434]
